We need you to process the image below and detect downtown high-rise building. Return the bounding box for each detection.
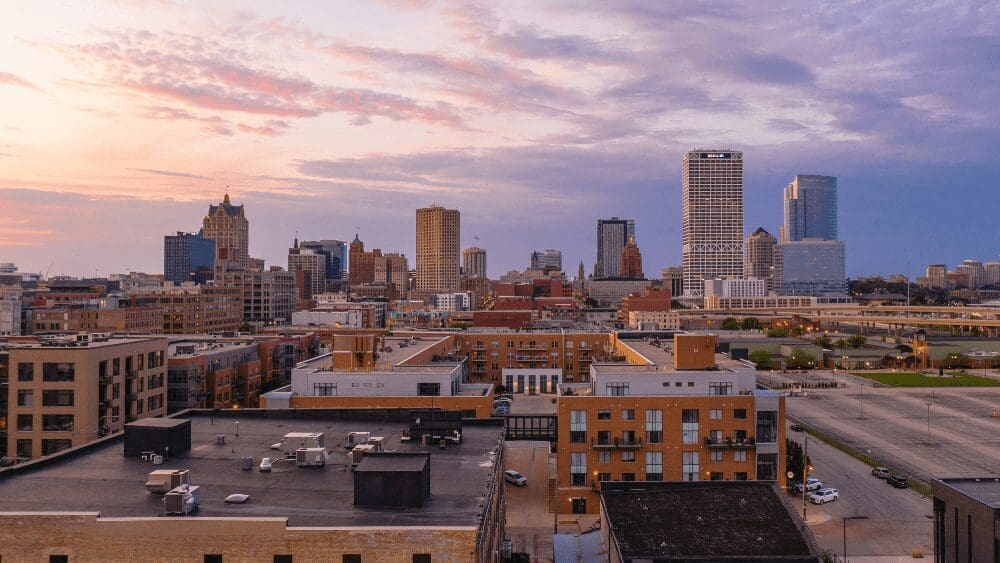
[416,205,461,293]
[744,227,777,291]
[782,175,837,242]
[530,249,562,272]
[299,239,346,281]
[163,231,215,284]
[620,236,644,279]
[462,247,487,278]
[595,217,635,278]
[681,150,744,295]
[288,242,327,297]
[774,239,847,295]
[202,193,249,273]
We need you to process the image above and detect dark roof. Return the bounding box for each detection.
[750,227,773,236]
[0,410,503,527]
[126,418,190,429]
[355,452,429,473]
[208,195,244,217]
[602,481,817,561]
[936,477,1000,508]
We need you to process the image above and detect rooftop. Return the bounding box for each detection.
[0,334,165,350]
[937,477,1000,508]
[0,409,504,527]
[601,481,817,561]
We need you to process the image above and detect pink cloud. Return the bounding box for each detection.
[236,119,292,136]
[0,71,43,92]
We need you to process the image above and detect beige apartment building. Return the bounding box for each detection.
[4,335,168,460]
[132,284,242,334]
[416,205,461,294]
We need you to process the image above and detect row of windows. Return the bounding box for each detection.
[580,407,748,424]
[16,389,74,407]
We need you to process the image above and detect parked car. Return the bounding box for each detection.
[887,475,909,488]
[793,478,823,493]
[872,467,891,479]
[809,488,839,504]
[504,469,527,486]
[790,424,805,432]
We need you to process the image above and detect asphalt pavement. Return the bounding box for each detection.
[504,441,555,562]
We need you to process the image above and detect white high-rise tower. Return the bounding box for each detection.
[681,150,744,296]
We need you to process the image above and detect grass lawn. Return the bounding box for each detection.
[851,371,1000,387]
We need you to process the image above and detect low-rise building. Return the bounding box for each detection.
[931,477,1000,562]
[454,331,612,385]
[132,284,242,334]
[167,338,262,411]
[31,305,164,334]
[2,334,167,461]
[627,310,680,330]
[0,299,21,336]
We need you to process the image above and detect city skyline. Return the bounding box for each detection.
[1,2,999,277]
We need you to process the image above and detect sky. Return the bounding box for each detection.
[0,0,998,279]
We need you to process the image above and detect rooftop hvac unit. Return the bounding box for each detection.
[240,456,254,471]
[163,484,200,515]
[295,447,328,468]
[216,434,225,445]
[345,431,371,449]
[348,444,381,466]
[281,432,324,458]
[145,469,190,494]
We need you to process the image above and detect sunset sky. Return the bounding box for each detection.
[1,1,998,278]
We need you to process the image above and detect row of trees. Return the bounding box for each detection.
[749,348,818,370]
[814,334,867,349]
[720,316,764,331]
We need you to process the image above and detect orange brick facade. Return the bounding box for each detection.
[454,332,612,385]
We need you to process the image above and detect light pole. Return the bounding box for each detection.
[859,384,865,419]
[843,515,869,562]
[926,402,932,441]
[802,436,810,521]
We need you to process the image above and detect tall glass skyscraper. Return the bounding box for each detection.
[595,217,635,278]
[681,150,744,295]
[782,175,837,242]
[163,231,215,284]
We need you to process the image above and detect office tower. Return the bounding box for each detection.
[985,262,1000,287]
[530,249,562,272]
[774,239,847,295]
[620,237,644,279]
[463,247,488,278]
[661,266,684,298]
[348,234,382,286]
[681,150,744,295]
[925,264,948,288]
[215,269,297,323]
[288,242,327,297]
[957,260,986,288]
[595,217,635,278]
[375,253,409,295]
[299,240,346,281]
[744,227,777,291]
[416,205,461,293]
[783,175,837,242]
[163,231,216,284]
[202,193,249,273]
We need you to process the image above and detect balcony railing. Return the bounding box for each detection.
[591,437,643,450]
[704,436,756,448]
[517,345,548,351]
[516,355,549,362]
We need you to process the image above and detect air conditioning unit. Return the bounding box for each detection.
[345,431,371,449]
[145,469,190,494]
[163,485,200,515]
[295,447,327,467]
[281,432,325,458]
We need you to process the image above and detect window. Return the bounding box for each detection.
[682,452,700,481]
[17,389,33,407]
[597,450,610,464]
[621,473,635,481]
[17,414,33,431]
[734,408,747,420]
[274,556,293,563]
[42,439,72,456]
[606,382,629,396]
[709,382,732,396]
[621,450,635,463]
[621,409,635,421]
[597,410,611,420]
[710,471,724,481]
[756,410,778,443]
[757,453,778,481]
[734,472,748,480]
[569,410,587,443]
[413,556,431,563]
[43,414,74,432]
[17,362,34,381]
[417,382,441,396]
[570,452,587,486]
[596,430,611,445]
[343,555,362,563]
[50,556,69,563]
[42,390,74,407]
[42,363,75,382]
[645,451,663,481]
[16,439,33,458]
[681,409,699,444]
[313,382,337,396]
[645,409,662,443]
[597,472,612,483]
[711,450,723,462]
[709,409,722,420]
[571,497,586,514]
[205,556,223,563]
[734,450,747,462]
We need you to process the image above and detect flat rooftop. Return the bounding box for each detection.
[169,339,257,358]
[0,410,504,527]
[299,336,454,372]
[593,339,742,375]
[601,481,816,561]
[937,477,1000,508]
[0,335,165,350]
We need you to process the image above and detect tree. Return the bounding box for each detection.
[847,335,867,349]
[237,321,251,333]
[786,348,817,370]
[785,438,811,485]
[814,335,833,349]
[740,317,763,331]
[748,349,773,369]
[835,338,849,349]
[766,327,788,338]
[720,317,740,330]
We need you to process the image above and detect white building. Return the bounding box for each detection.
[703,277,766,299]
[681,150,744,295]
[627,310,681,330]
[290,309,364,328]
[430,292,472,312]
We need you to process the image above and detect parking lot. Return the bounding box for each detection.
[787,421,933,559]
[504,441,555,562]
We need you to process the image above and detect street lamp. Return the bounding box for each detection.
[859,383,865,419]
[843,515,869,562]
[926,402,932,441]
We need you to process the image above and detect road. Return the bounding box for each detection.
[787,422,934,560]
[504,441,555,562]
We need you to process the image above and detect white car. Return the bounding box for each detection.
[809,488,839,504]
[793,478,822,493]
[504,469,527,486]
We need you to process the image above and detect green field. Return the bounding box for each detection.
[851,371,1000,387]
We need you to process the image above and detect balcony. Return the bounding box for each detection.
[517,344,548,351]
[591,437,643,450]
[704,436,756,448]
[516,355,549,362]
